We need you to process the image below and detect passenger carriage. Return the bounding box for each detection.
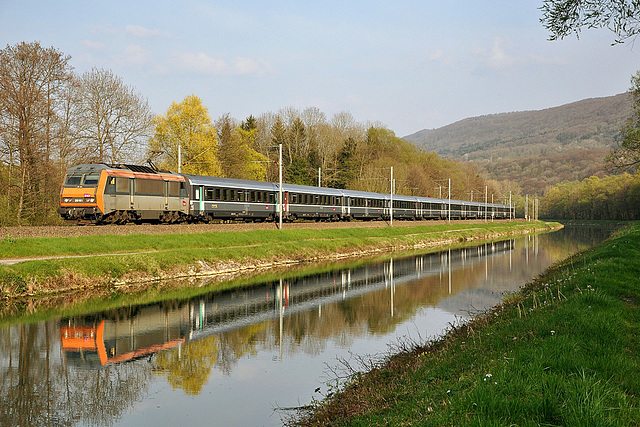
[183,174,279,222]
[283,183,343,221]
[341,189,388,220]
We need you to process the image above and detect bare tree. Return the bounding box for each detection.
[78,68,153,164]
[0,41,73,224]
[53,76,87,169]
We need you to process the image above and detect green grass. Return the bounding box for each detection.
[0,252,402,326]
[0,221,558,298]
[299,222,640,426]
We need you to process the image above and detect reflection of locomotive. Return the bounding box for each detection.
[60,305,187,368]
[58,163,515,224]
[59,240,514,368]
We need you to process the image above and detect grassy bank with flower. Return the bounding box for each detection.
[0,220,557,300]
[297,222,640,425]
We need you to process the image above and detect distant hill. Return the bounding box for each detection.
[404,93,632,195]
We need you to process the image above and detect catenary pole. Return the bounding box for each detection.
[279,144,283,230]
[390,166,394,226]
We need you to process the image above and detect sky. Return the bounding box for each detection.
[2,0,640,137]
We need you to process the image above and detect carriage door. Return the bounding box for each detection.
[163,181,169,211]
[284,192,289,214]
[199,186,204,213]
[129,178,135,209]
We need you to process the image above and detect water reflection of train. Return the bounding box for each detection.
[60,240,514,368]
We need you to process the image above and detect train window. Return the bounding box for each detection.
[229,189,236,201]
[168,181,181,196]
[214,188,221,200]
[222,189,228,201]
[314,195,320,205]
[268,193,275,203]
[205,188,214,201]
[104,178,115,194]
[82,173,100,186]
[115,177,128,194]
[238,191,245,202]
[64,174,82,186]
[292,194,298,204]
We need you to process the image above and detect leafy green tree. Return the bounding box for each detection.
[217,113,267,180]
[608,72,640,172]
[334,137,358,189]
[241,114,257,131]
[285,155,315,185]
[541,173,640,220]
[540,0,640,43]
[148,95,222,176]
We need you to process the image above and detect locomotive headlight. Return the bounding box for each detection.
[63,198,72,203]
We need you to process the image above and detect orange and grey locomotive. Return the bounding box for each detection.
[58,164,188,224]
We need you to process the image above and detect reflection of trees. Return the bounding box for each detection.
[154,335,218,395]
[153,322,270,393]
[0,321,152,426]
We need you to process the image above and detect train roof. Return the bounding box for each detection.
[65,164,111,173]
[182,174,278,191]
[66,163,175,175]
[341,188,389,199]
[281,182,343,196]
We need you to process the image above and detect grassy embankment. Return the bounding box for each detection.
[298,222,640,426]
[0,221,557,300]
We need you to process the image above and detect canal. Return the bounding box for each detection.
[0,225,614,426]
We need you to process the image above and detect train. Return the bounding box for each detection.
[57,163,515,224]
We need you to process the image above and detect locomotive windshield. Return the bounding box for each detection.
[64,172,100,187]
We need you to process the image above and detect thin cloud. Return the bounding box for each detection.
[172,52,270,76]
[82,39,105,51]
[429,49,456,67]
[116,44,152,67]
[125,24,164,38]
[474,37,515,70]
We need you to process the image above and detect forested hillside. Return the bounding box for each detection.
[404,93,632,195]
[541,173,640,220]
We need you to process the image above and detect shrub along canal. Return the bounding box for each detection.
[0,224,615,426]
